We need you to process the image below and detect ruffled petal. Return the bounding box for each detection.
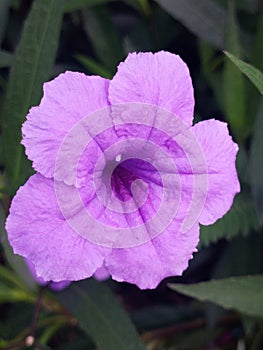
[6,174,109,281]
[22,72,109,178]
[26,259,70,291]
[49,280,71,291]
[109,51,194,126]
[93,264,110,281]
[105,223,199,289]
[191,119,240,225]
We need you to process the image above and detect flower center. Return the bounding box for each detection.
[110,158,160,202]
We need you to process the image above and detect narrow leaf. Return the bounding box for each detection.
[59,280,146,350]
[169,275,263,318]
[153,0,226,49]
[137,0,151,15]
[223,1,246,140]
[224,51,263,95]
[64,0,115,12]
[0,285,35,304]
[246,8,263,119]
[82,6,124,71]
[0,264,28,290]
[75,54,113,78]
[123,0,151,15]
[1,0,65,193]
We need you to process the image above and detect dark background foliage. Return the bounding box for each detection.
[0,0,262,349]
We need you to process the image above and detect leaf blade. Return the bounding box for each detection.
[82,6,124,71]
[59,280,146,350]
[169,275,263,318]
[64,0,115,12]
[224,51,263,95]
[75,53,113,78]
[223,1,246,141]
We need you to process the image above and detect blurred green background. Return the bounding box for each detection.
[0,0,262,349]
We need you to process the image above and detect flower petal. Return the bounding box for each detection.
[192,119,240,225]
[26,259,70,291]
[105,223,199,289]
[22,72,109,178]
[6,174,109,281]
[93,264,110,281]
[109,51,194,126]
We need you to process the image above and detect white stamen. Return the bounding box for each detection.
[115,154,122,162]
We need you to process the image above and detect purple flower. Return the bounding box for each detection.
[6,51,240,289]
[25,259,109,291]
[26,259,70,291]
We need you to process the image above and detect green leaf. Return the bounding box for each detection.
[123,0,151,15]
[137,0,151,15]
[64,0,115,12]
[200,193,259,247]
[246,8,263,119]
[0,50,14,68]
[169,275,263,319]
[58,338,94,350]
[250,98,263,223]
[82,6,124,71]
[168,328,218,350]
[59,280,146,350]
[153,0,226,49]
[1,0,65,193]
[0,264,28,290]
[223,1,246,141]
[0,283,35,304]
[39,322,66,345]
[75,54,113,78]
[224,51,263,95]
